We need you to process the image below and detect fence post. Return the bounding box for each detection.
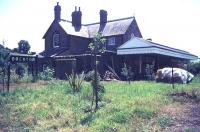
[35,55,38,79]
[7,63,10,92]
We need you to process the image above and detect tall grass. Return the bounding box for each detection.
[0,80,199,131]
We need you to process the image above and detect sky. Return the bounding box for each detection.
[0,0,200,57]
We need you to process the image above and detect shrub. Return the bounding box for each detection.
[121,63,134,83]
[66,72,85,93]
[15,64,26,78]
[38,67,54,81]
[145,63,155,80]
[188,61,200,75]
[10,69,20,83]
[21,73,34,83]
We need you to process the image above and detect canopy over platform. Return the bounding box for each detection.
[117,37,198,60]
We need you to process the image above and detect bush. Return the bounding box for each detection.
[10,69,20,83]
[21,73,34,83]
[15,64,26,78]
[38,67,54,81]
[121,63,134,83]
[66,72,85,93]
[145,63,155,80]
[188,61,200,75]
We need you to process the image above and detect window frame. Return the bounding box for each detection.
[107,37,115,46]
[53,33,60,47]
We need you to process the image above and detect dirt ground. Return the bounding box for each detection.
[162,102,200,132]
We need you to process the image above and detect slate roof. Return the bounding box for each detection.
[86,17,135,37]
[117,37,198,60]
[59,21,89,38]
[47,17,138,38]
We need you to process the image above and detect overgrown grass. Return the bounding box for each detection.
[0,80,200,131]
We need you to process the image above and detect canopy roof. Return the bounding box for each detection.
[117,37,198,60]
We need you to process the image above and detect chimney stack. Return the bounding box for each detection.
[54,2,61,22]
[72,6,82,27]
[100,10,107,25]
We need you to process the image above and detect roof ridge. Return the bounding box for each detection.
[84,16,135,26]
[60,16,135,26]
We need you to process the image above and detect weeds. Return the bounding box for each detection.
[66,71,85,93]
[157,115,173,128]
[0,81,199,131]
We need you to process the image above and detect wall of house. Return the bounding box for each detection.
[44,22,70,50]
[105,35,123,51]
[123,20,143,42]
[68,36,90,54]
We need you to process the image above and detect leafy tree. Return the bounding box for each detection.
[0,45,10,70]
[89,33,106,111]
[18,40,31,54]
[0,45,10,92]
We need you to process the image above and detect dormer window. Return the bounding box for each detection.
[53,33,60,47]
[107,37,115,45]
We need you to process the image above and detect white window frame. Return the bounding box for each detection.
[53,33,60,47]
[107,37,115,45]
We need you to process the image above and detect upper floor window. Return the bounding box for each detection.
[107,37,115,45]
[53,33,60,47]
[131,33,135,38]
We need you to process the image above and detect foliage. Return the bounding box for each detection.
[15,64,26,78]
[0,46,9,91]
[188,61,200,75]
[88,33,106,110]
[157,115,173,128]
[66,71,85,93]
[121,63,134,83]
[38,67,54,81]
[0,45,10,72]
[145,62,155,80]
[9,66,34,84]
[88,33,106,54]
[17,40,31,54]
[85,70,96,81]
[0,81,200,131]
[192,74,200,83]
